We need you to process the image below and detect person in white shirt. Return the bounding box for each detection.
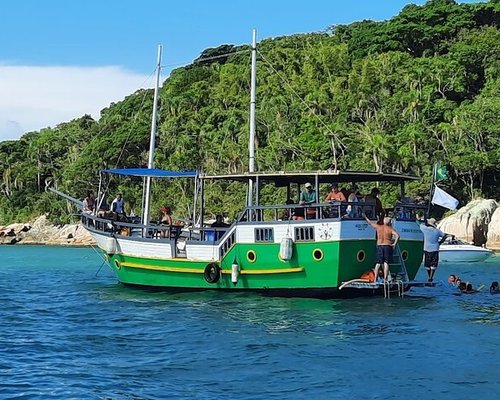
[419,218,450,283]
[111,193,126,220]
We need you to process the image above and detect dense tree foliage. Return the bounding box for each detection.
[1,0,499,223]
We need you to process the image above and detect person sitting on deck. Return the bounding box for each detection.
[211,214,229,228]
[292,206,305,220]
[300,182,317,219]
[364,214,400,282]
[82,191,95,214]
[346,185,361,218]
[325,183,346,218]
[281,199,295,221]
[209,214,229,241]
[110,193,126,221]
[325,183,346,202]
[96,195,110,218]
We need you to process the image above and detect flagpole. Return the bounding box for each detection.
[427,162,437,217]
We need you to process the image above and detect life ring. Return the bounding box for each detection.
[204,263,221,284]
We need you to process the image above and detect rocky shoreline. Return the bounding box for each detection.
[439,198,500,250]
[2,199,500,249]
[0,215,95,246]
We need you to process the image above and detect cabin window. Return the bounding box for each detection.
[294,226,314,242]
[255,228,274,242]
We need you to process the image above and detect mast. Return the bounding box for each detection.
[248,29,257,206]
[142,45,162,228]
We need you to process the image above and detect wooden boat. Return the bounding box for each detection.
[82,169,424,298]
[66,34,426,297]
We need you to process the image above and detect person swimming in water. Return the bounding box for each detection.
[490,281,499,294]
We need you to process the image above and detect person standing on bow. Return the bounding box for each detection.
[419,218,450,283]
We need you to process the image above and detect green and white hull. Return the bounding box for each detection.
[88,218,423,298]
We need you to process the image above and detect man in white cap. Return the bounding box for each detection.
[419,218,450,283]
[299,182,317,219]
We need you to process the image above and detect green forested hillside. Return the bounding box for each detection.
[1,0,499,223]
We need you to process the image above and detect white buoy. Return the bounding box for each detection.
[279,235,293,261]
[231,260,240,285]
[104,237,117,254]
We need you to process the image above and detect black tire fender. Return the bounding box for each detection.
[204,263,221,284]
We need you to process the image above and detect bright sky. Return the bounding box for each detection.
[0,0,479,142]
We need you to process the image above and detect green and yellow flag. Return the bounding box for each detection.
[435,162,447,181]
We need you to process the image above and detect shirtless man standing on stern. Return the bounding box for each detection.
[364,214,400,282]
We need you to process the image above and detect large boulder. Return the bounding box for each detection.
[438,199,498,246]
[486,208,500,250]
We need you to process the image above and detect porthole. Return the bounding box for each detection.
[357,250,365,262]
[401,250,409,261]
[313,249,324,261]
[247,250,256,263]
[114,259,121,270]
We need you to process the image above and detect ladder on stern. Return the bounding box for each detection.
[339,244,410,298]
[384,244,409,298]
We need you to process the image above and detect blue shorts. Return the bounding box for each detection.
[376,245,393,264]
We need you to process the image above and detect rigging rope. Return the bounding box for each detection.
[96,69,159,208]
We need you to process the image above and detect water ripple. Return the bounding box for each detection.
[0,246,499,399]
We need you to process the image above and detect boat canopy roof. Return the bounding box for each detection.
[199,170,418,186]
[101,168,197,178]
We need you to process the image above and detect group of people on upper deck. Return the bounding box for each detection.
[287,182,383,220]
[82,191,127,221]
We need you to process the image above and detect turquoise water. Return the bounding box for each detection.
[0,246,499,399]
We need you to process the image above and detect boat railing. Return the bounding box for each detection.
[81,213,184,239]
[80,201,424,241]
[390,203,427,221]
[237,202,373,223]
[186,227,231,242]
[235,202,425,223]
